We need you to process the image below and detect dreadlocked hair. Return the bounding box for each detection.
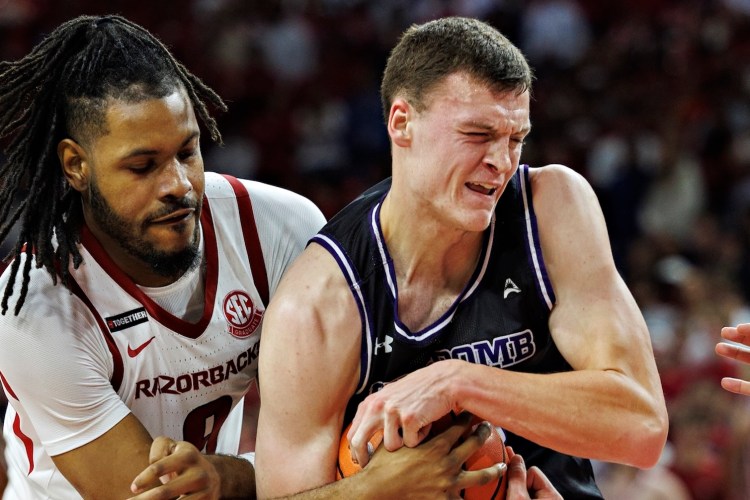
[0,14,227,315]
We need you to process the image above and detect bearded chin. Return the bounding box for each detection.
[87,180,202,280]
[141,224,201,279]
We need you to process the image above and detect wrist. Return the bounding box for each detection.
[353,460,413,500]
[206,454,256,499]
[444,359,468,414]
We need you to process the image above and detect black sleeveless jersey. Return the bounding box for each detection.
[312,165,603,499]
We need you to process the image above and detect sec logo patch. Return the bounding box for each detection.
[222,290,263,338]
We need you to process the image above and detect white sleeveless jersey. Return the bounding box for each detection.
[0,173,325,499]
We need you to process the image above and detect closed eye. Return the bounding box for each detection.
[178,149,197,161]
[128,160,156,173]
[464,132,491,141]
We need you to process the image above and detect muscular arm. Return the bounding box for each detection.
[255,244,363,497]
[349,165,668,468]
[255,244,500,499]
[524,166,668,467]
[504,165,667,465]
[464,165,667,466]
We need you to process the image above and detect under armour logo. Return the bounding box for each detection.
[503,278,521,298]
[375,335,394,355]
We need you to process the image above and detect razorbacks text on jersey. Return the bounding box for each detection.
[312,165,604,499]
[0,172,325,499]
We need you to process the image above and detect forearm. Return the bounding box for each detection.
[256,418,495,500]
[265,475,376,500]
[207,454,257,499]
[454,362,668,467]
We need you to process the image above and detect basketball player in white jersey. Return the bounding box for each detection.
[0,15,327,499]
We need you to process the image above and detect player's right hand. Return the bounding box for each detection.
[360,412,505,499]
[128,437,220,500]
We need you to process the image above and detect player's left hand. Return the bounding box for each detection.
[128,437,220,500]
[347,359,463,466]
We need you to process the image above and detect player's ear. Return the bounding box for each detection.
[387,98,412,147]
[58,138,90,193]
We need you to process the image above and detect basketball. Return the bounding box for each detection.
[336,417,508,499]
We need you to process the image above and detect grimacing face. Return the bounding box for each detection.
[64,89,206,284]
[398,72,531,233]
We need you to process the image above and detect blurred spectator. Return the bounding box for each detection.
[638,145,707,245]
[596,454,691,500]
[293,89,349,175]
[668,381,737,499]
[0,0,36,26]
[204,133,260,180]
[520,0,592,69]
[258,9,318,87]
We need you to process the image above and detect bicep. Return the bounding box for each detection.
[533,166,653,373]
[255,245,360,497]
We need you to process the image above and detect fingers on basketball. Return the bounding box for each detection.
[337,414,509,500]
[336,423,384,479]
[435,411,508,499]
[462,422,508,500]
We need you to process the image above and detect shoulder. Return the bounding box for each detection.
[275,242,352,305]
[243,179,320,214]
[248,180,323,224]
[268,242,355,324]
[528,164,592,198]
[526,164,609,259]
[204,172,317,211]
[527,164,615,281]
[527,164,600,221]
[0,262,106,380]
[0,259,96,332]
[204,172,326,242]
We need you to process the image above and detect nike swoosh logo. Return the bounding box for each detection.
[127,336,156,358]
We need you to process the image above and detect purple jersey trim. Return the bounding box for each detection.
[309,234,374,395]
[370,201,495,345]
[519,165,555,309]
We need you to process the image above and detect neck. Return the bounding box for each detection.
[379,193,484,292]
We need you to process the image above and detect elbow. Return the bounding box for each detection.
[628,406,670,469]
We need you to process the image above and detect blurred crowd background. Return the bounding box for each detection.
[1,0,750,498]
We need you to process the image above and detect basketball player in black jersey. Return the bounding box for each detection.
[252,16,668,499]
